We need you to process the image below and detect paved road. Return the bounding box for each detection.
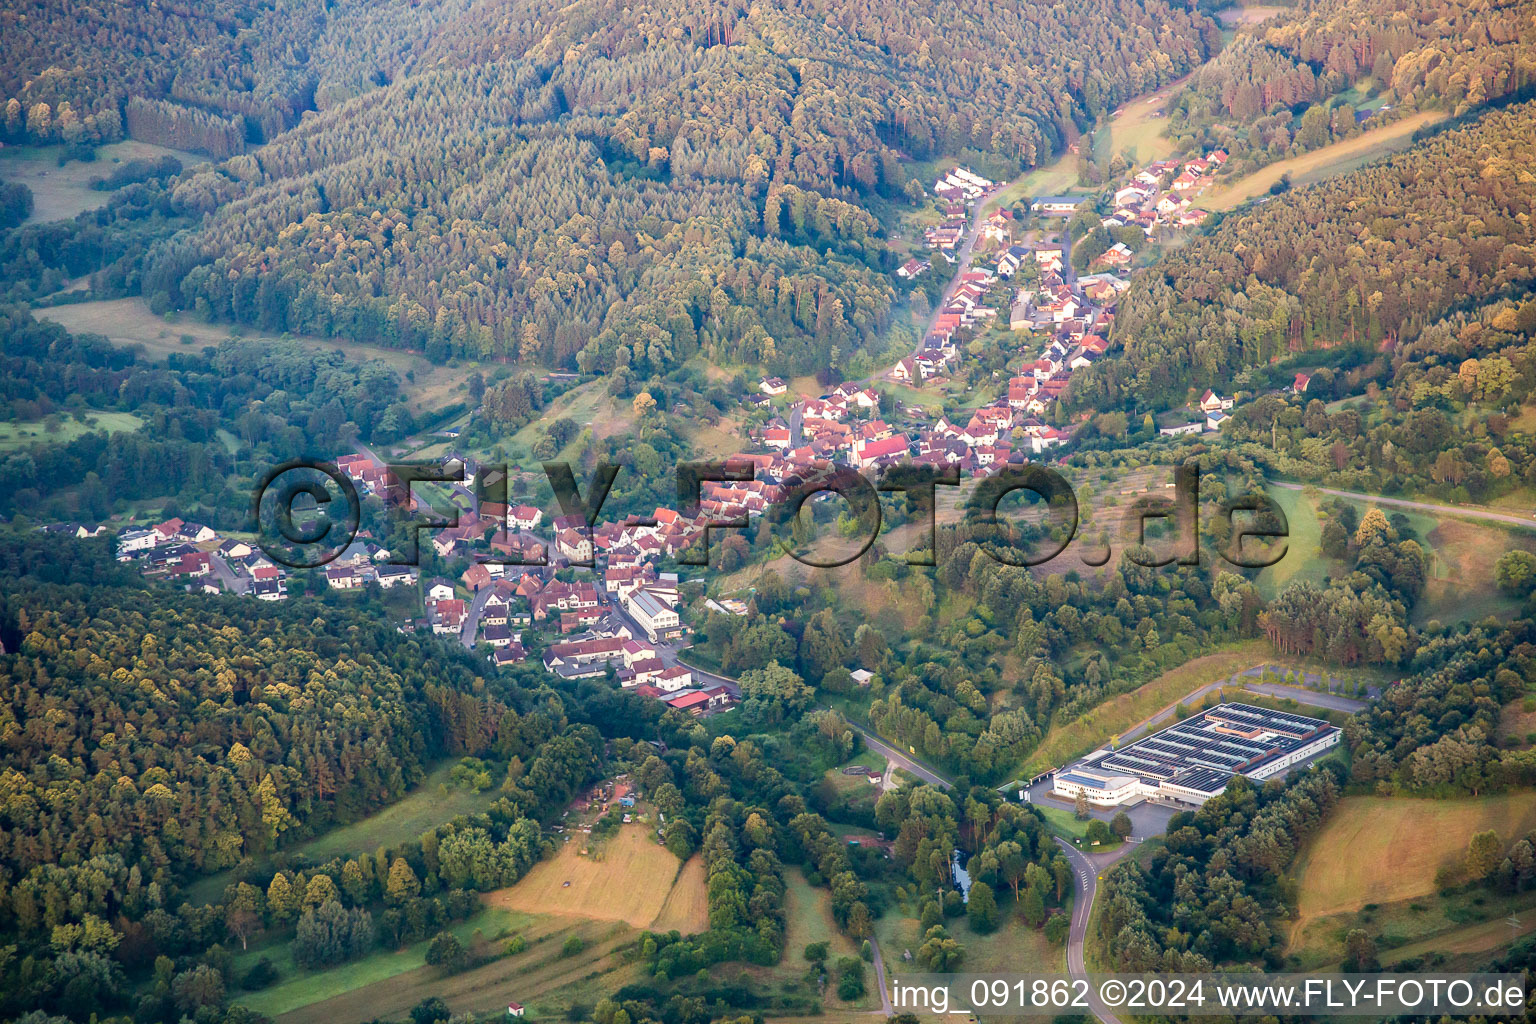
[1272,481,1536,530]
[867,933,894,1016]
[459,582,494,648]
[1242,678,1370,712]
[841,718,953,789]
[1054,838,1132,1024]
[209,554,249,595]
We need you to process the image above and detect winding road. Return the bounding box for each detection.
[1054,838,1132,1024]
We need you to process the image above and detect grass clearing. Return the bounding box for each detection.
[236,905,534,1019]
[1261,485,1534,624]
[186,762,505,904]
[484,824,701,930]
[1103,77,1189,165]
[1216,4,1286,27]
[723,871,874,1015]
[0,411,143,450]
[1259,485,1328,597]
[1293,794,1536,927]
[0,140,203,223]
[1018,639,1272,777]
[1287,870,1536,969]
[1417,517,1536,625]
[1499,698,1536,749]
[1199,111,1447,210]
[652,855,710,934]
[35,298,470,414]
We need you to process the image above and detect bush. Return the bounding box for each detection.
[241,957,279,991]
[425,931,467,973]
[836,956,866,999]
[562,934,585,957]
[1085,819,1115,846]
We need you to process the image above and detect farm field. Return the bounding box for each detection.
[1293,794,1536,926]
[234,906,533,1019]
[485,824,704,930]
[1017,639,1271,777]
[245,825,707,1024]
[265,912,643,1024]
[0,140,201,223]
[34,298,471,414]
[0,410,143,451]
[1198,110,1447,209]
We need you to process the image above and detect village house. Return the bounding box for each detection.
[1198,389,1235,413]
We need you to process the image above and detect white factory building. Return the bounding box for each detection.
[1052,702,1341,807]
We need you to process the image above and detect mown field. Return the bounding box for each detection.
[1199,110,1447,210]
[485,824,707,931]
[265,912,644,1024]
[1099,73,1188,165]
[238,825,709,1024]
[35,298,471,415]
[1260,485,1536,624]
[1293,794,1536,924]
[0,410,143,451]
[1287,795,1536,967]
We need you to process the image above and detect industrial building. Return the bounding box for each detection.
[1052,702,1339,807]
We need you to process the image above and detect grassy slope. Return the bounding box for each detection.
[1293,794,1536,923]
[0,140,202,224]
[1018,639,1272,777]
[1198,111,1447,210]
[186,762,505,905]
[484,825,693,929]
[1261,485,1536,624]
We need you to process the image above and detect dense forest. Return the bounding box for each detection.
[1070,100,1536,411]
[1222,293,1536,503]
[0,0,474,153]
[125,0,1213,375]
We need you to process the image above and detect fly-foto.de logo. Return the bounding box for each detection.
[250,459,1289,572]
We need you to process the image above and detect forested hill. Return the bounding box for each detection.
[125,0,1213,376]
[1167,0,1536,173]
[1069,98,1536,412]
[0,535,495,881]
